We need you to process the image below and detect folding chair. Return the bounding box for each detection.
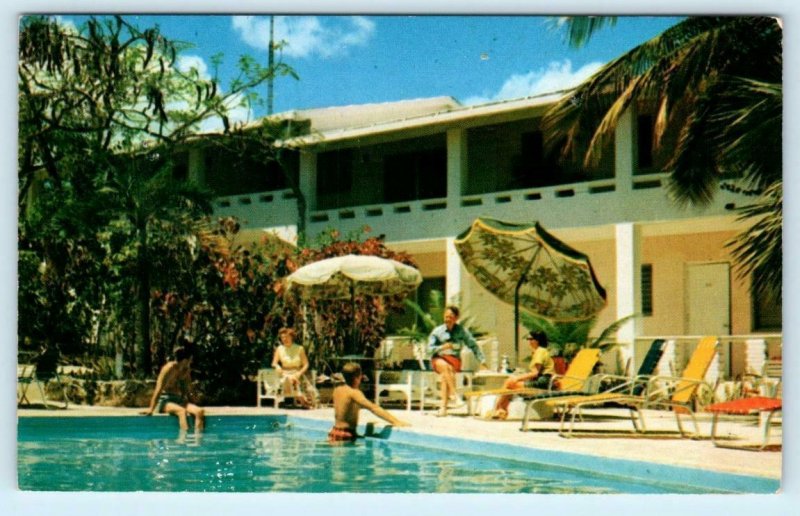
[18,346,69,409]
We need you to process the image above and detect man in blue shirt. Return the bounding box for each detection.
[428,306,488,416]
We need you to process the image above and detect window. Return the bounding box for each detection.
[383,148,446,203]
[637,114,655,170]
[753,289,782,331]
[317,149,353,195]
[641,264,653,316]
[171,152,188,181]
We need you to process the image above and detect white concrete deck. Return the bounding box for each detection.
[17,401,781,483]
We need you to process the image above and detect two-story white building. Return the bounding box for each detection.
[179,92,781,380]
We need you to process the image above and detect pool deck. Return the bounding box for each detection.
[17,401,782,484]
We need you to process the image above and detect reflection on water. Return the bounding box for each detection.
[18,418,719,493]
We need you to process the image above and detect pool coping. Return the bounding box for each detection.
[285,414,780,494]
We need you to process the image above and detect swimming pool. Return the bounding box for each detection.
[17,415,778,493]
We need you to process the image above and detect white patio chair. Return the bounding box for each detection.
[257,368,319,408]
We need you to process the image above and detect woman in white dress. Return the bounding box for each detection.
[271,327,314,408]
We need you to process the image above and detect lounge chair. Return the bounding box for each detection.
[519,339,668,427]
[534,336,718,438]
[741,358,782,398]
[706,394,782,451]
[464,347,602,416]
[17,345,69,409]
[705,359,782,451]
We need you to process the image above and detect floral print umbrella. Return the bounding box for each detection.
[455,218,607,361]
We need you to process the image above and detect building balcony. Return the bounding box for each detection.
[212,172,751,242]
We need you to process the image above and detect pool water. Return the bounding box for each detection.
[17,416,775,493]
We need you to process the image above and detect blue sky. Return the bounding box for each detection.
[62,14,680,122]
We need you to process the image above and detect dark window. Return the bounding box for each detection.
[172,152,189,181]
[641,264,653,316]
[316,149,354,210]
[383,148,446,203]
[753,289,782,331]
[637,114,655,170]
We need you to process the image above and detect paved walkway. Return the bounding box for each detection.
[17,401,781,481]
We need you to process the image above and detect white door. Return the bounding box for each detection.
[685,262,730,378]
[686,262,731,335]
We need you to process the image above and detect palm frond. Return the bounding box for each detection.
[553,16,618,49]
[727,181,782,298]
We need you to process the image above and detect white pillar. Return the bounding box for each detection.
[445,237,462,306]
[614,108,635,193]
[446,128,467,208]
[615,222,642,367]
[299,150,317,211]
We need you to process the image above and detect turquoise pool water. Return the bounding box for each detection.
[17,416,778,493]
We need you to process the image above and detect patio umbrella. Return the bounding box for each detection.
[284,254,422,355]
[454,218,607,363]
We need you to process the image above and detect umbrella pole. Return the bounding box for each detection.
[350,281,356,356]
[514,281,522,366]
[514,250,542,365]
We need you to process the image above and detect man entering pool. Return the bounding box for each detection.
[141,342,205,432]
[329,362,410,443]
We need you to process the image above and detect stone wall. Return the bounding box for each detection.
[46,378,155,407]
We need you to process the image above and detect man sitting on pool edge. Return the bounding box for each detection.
[141,341,206,432]
[329,362,410,443]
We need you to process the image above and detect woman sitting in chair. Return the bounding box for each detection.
[490,330,554,420]
[271,327,314,408]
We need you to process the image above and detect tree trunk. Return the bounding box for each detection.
[135,225,152,376]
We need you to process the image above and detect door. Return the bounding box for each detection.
[685,262,731,377]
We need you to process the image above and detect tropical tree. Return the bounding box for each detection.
[545,16,782,298]
[18,15,295,374]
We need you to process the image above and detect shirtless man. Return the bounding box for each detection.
[328,362,410,443]
[141,344,205,431]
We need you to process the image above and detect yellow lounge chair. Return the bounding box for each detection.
[464,348,601,416]
[526,336,718,437]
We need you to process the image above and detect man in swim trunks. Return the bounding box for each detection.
[141,342,205,431]
[428,306,488,416]
[329,362,410,443]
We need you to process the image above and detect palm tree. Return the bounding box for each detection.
[545,16,782,297]
[99,158,213,375]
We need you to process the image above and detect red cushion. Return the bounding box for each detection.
[706,397,782,415]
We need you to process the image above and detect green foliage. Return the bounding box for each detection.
[17,15,297,387]
[290,227,418,375]
[520,312,635,361]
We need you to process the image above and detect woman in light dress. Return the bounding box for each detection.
[271,327,315,408]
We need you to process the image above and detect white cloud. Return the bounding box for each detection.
[232,15,375,58]
[176,55,210,79]
[462,59,604,105]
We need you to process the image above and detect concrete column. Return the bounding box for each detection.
[445,237,462,306]
[299,150,317,211]
[446,128,467,207]
[188,148,205,185]
[614,108,635,193]
[615,222,642,366]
